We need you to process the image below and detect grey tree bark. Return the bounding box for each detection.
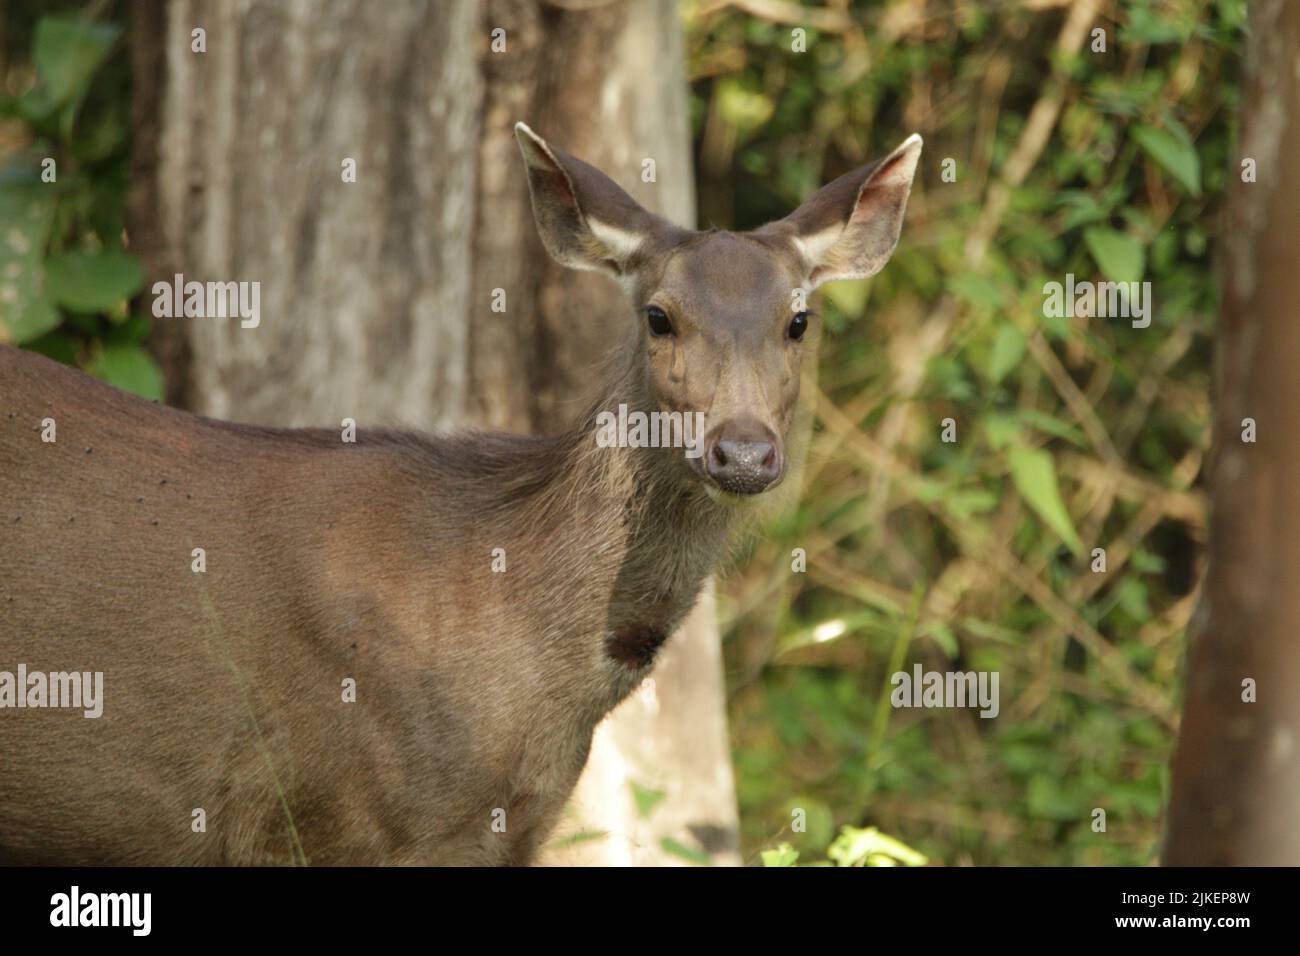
[129,0,740,866]
[1164,0,1300,865]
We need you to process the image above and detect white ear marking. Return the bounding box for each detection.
[791,227,843,266]
[588,216,645,262]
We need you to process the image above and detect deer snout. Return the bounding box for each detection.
[704,422,783,495]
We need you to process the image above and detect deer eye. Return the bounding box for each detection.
[646,306,674,338]
[788,311,810,342]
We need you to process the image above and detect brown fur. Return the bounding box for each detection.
[0,126,919,864]
[0,344,738,865]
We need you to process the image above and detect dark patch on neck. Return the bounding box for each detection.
[605,624,669,669]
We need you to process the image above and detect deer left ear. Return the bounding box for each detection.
[765,134,922,290]
[514,122,675,278]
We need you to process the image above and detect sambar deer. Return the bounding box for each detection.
[0,124,921,865]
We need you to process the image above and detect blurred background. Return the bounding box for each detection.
[0,0,1248,865]
[691,0,1236,867]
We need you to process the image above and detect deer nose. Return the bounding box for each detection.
[705,431,782,495]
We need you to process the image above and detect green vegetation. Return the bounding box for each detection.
[0,3,158,398]
[0,0,1239,867]
[687,0,1238,865]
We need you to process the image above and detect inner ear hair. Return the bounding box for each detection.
[766,133,923,288]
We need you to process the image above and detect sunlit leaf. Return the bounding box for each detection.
[715,76,774,133]
[1006,444,1083,554]
[827,826,927,867]
[761,843,799,867]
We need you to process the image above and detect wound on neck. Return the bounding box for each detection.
[605,624,669,669]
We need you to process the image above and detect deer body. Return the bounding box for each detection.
[0,124,920,865]
[0,345,731,864]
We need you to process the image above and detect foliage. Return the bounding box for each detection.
[0,2,159,399]
[763,825,928,867]
[0,0,1239,869]
[687,0,1238,865]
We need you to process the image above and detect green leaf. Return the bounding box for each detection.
[944,487,999,522]
[1017,409,1087,447]
[45,249,144,312]
[761,843,800,867]
[1056,190,1111,231]
[34,17,121,110]
[959,617,1024,646]
[1129,547,1166,575]
[827,826,927,867]
[1006,444,1083,554]
[913,477,949,504]
[987,324,1026,384]
[71,95,128,163]
[1083,227,1145,284]
[1027,775,1087,821]
[921,620,960,658]
[546,829,608,850]
[1116,577,1151,619]
[1132,123,1201,196]
[659,837,713,866]
[0,182,59,344]
[630,781,667,819]
[715,76,774,134]
[982,413,1022,450]
[1120,8,1192,44]
[104,312,151,346]
[86,343,163,400]
[947,273,1004,310]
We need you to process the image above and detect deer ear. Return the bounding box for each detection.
[771,134,922,290]
[514,122,668,278]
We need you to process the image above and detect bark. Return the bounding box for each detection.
[130,0,740,866]
[130,0,482,428]
[1164,0,1300,865]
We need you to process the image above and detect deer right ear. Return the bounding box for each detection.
[767,133,923,290]
[514,123,669,278]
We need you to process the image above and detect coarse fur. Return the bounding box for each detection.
[0,341,732,864]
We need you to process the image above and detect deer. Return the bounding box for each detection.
[0,123,921,865]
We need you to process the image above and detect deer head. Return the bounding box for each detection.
[515,123,922,497]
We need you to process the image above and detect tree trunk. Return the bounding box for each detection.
[130,0,739,866]
[1164,0,1300,865]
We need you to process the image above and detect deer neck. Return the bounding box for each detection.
[524,354,740,671]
